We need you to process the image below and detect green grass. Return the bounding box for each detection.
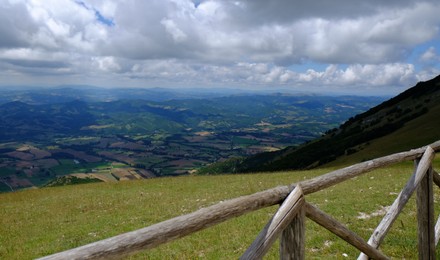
[1,157,440,259]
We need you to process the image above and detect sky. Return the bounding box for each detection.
[1,0,440,95]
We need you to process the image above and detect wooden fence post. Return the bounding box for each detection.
[358,146,435,260]
[241,186,304,260]
[280,206,305,260]
[417,165,435,259]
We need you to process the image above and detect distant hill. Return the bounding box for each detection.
[0,92,383,192]
[198,75,440,174]
[0,95,382,142]
[0,86,323,105]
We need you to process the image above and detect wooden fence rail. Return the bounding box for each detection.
[358,146,435,259]
[241,185,305,259]
[39,140,440,259]
[304,201,389,259]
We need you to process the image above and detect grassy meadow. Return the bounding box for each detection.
[1,156,440,259]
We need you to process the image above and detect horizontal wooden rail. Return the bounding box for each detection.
[39,186,291,260]
[40,141,440,259]
[301,141,440,194]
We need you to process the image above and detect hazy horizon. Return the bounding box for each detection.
[0,83,399,97]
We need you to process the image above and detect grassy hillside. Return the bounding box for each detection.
[201,75,440,174]
[328,102,440,166]
[1,156,440,259]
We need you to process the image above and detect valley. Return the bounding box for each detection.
[0,89,383,192]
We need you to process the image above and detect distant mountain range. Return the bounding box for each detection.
[0,85,326,105]
[198,74,440,174]
[0,94,383,143]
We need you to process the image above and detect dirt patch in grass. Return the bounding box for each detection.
[357,205,390,219]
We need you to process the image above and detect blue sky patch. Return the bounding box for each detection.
[75,0,114,27]
[95,10,114,26]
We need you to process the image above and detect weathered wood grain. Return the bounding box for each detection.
[304,202,389,260]
[280,206,305,260]
[241,185,304,260]
[416,167,435,259]
[358,146,435,260]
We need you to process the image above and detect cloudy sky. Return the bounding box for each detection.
[1,0,440,95]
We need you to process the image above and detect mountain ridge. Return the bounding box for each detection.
[198,75,440,174]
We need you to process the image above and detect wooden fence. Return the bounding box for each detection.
[40,140,440,259]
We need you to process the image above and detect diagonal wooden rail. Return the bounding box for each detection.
[304,202,389,259]
[358,146,435,259]
[241,185,305,259]
[39,140,440,259]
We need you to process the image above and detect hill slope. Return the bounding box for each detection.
[199,75,440,173]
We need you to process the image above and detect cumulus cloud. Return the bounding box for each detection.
[420,47,440,63]
[93,56,121,72]
[0,0,439,93]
